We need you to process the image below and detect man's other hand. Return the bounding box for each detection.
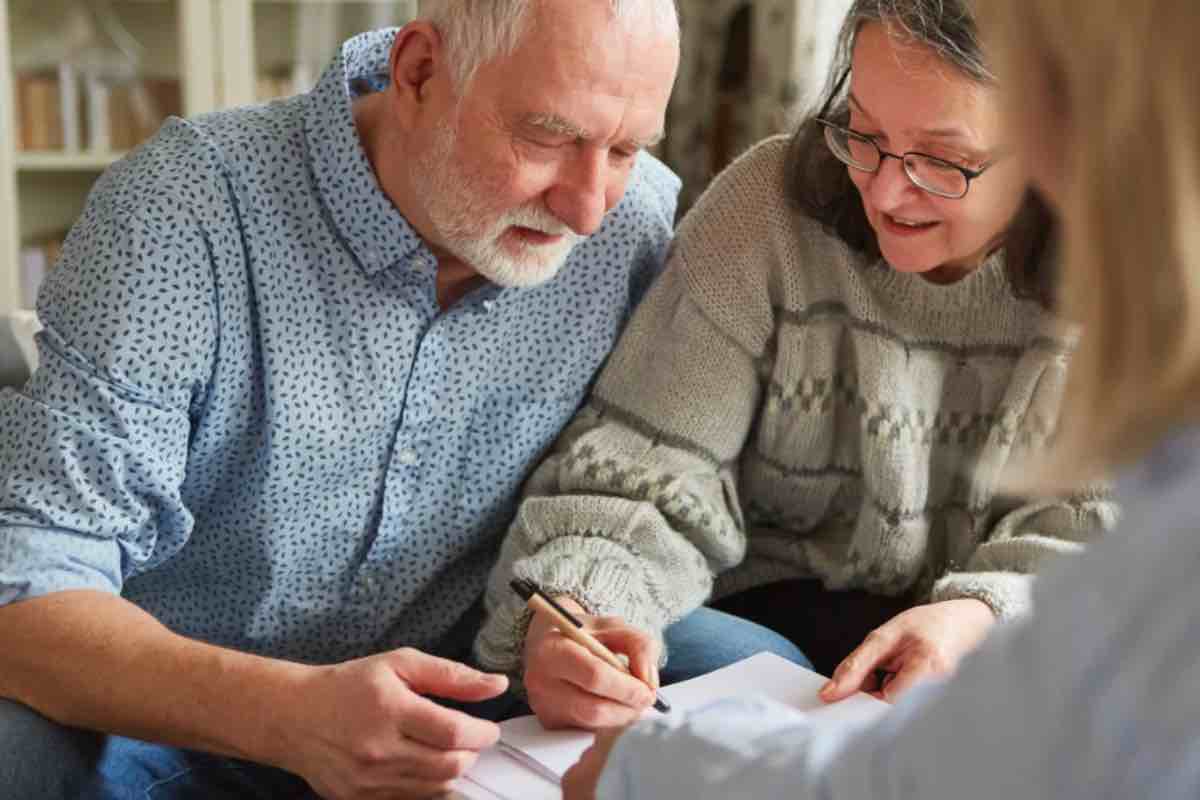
[272,648,508,799]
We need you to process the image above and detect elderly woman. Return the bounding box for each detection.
[478,0,1118,732]
[560,0,1200,796]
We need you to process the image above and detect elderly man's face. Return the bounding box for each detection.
[410,1,678,288]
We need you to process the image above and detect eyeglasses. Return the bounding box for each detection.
[814,69,1000,200]
[817,119,996,199]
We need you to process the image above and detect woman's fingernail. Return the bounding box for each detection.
[820,681,834,694]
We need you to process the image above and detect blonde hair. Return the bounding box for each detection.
[418,0,679,90]
[983,0,1200,484]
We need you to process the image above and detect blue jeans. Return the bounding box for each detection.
[0,608,807,799]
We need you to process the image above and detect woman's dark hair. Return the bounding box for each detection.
[786,0,1057,307]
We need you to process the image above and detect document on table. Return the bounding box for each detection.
[453,651,890,800]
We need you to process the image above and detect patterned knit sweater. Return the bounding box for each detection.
[475,136,1117,673]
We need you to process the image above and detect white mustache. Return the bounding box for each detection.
[500,207,582,242]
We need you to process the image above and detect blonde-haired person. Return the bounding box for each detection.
[476,0,1116,732]
[560,0,1200,797]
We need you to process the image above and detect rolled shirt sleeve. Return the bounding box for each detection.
[0,181,216,606]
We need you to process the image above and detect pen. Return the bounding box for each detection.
[511,578,671,713]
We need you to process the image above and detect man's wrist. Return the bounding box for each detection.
[230,654,316,768]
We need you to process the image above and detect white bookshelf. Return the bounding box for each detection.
[0,0,20,313]
[1,0,414,315]
[221,1,415,110]
[0,0,219,314]
[16,150,124,170]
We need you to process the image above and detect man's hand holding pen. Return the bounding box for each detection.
[520,590,663,730]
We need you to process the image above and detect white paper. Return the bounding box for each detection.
[453,745,560,800]
[466,652,890,797]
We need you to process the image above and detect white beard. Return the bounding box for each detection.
[410,121,584,288]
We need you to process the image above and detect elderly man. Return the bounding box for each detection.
[0,1,682,798]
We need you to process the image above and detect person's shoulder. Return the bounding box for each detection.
[1116,426,1200,533]
[681,134,791,223]
[676,134,840,258]
[614,151,682,230]
[95,100,302,218]
[88,119,218,214]
[675,134,853,288]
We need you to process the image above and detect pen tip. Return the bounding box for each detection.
[653,697,671,713]
[510,579,535,601]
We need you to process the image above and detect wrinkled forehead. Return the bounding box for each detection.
[849,22,999,142]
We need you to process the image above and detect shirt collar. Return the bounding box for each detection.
[303,28,426,277]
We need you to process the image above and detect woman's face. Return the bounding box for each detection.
[847,22,1029,280]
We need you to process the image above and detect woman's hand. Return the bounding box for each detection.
[522,597,659,730]
[563,726,627,800]
[820,598,996,703]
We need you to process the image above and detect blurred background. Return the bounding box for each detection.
[0,0,850,348]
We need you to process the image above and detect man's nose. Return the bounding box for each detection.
[546,150,611,237]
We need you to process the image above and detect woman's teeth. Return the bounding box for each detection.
[888,214,936,228]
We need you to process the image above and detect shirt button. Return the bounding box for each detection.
[362,576,377,592]
[482,299,496,312]
[365,247,381,263]
[397,448,419,466]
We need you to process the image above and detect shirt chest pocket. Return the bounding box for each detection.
[457,392,584,533]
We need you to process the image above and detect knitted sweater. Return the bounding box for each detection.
[475,136,1116,674]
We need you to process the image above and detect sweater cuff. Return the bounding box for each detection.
[930,571,1033,622]
[473,535,663,678]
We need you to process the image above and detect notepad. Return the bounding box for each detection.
[453,651,890,800]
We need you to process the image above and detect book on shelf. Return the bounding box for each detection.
[84,72,111,152]
[16,71,64,151]
[58,63,83,152]
[16,68,182,155]
[103,78,183,152]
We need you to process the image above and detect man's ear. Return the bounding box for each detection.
[388,22,448,125]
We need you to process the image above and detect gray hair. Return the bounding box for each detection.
[418,0,680,90]
[831,0,992,88]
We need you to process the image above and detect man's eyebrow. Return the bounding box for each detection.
[522,113,591,141]
[522,113,663,151]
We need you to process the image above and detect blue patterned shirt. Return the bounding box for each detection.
[0,29,679,665]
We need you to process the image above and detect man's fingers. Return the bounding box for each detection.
[821,630,897,702]
[390,648,509,702]
[398,692,502,751]
[344,731,480,792]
